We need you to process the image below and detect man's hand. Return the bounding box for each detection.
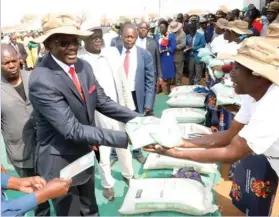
[1,164,7,173]
[157,77,163,85]
[35,178,72,204]
[143,145,177,157]
[19,176,47,193]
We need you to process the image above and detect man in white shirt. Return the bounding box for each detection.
[144,37,279,178]
[78,27,135,201]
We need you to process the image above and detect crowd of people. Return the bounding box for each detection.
[1,0,279,216]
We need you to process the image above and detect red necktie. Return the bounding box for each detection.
[68,67,98,151]
[124,50,130,77]
[68,66,85,101]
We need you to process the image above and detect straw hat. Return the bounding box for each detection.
[168,21,182,33]
[215,18,229,29]
[266,1,279,13]
[226,20,253,35]
[33,13,93,44]
[262,23,279,47]
[266,23,279,37]
[219,37,279,85]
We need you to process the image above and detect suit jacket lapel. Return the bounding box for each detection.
[21,71,30,102]
[1,75,25,103]
[47,54,84,104]
[75,60,93,122]
[136,47,142,79]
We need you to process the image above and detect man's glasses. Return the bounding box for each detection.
[55,38,80,48]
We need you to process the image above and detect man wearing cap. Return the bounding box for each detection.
[144,36,279,179]
[169,21,186,85]
[266,1,279,25]
[29,14,139,216]
[197,17,208,35]
[210,18,229,54]
[204,14,216,43]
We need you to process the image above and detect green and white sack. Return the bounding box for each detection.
[119,178,218,215]
[167,94,206,108]
[211,83,242,106]
[169,85,204,97]
[162,108,206,124]
[144,153,218,174]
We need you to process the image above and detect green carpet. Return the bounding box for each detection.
[1,94,221,216]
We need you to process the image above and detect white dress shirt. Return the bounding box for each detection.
[121,46,137,91]
[235,84,279,177]
[51,54,78,81]
[136,37,147,49]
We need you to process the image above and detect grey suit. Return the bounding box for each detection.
[1,71,33,168]
[146,37,162,78]
[1,71,51,216]
[29,53,138,216]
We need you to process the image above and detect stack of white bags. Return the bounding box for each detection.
[120,65,220,215]
[121,115,219,215]
[164,85,207,124]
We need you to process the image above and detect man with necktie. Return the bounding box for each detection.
[110,22,156,165]
[29,14,138,216]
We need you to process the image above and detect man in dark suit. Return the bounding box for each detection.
[110,22,156,165]
[9,34,27,69]
[29,13,138,216]
[137,21,162,84]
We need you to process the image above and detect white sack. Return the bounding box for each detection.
[150,115,183,148]
[125,116,182,150]
[167,94,206,108]
[119,178,218,215]
[211,83,242,106]
[144,153,218,174]
[169,85,204,97]
[162,108,206,124]
[179,123,212,139]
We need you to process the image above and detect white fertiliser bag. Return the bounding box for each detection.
[125,116,183,150]
[167,94,206,108]
[169,85,204,97]
[144,153,218,174]
[150,114,183,148]
[119,178,218,215]
[162,108,206,124]
[211,83,242,106]
[125,116,159,150]
[179,123,212,139]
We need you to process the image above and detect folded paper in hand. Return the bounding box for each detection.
[60,151,95,179]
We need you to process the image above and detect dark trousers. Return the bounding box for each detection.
[14,166,51,216]
[52,177,99,216]
[110,91,143,160]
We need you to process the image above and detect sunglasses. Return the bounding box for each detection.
[55,38,80,48]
